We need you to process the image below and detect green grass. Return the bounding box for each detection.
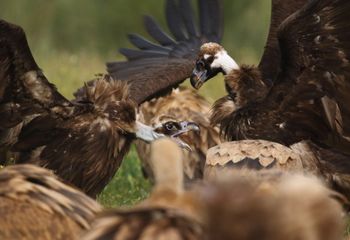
[97,146,152,208]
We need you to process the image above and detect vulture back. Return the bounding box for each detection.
[0,164,101,240]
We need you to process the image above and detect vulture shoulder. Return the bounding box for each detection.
[200,172,345,240]
[0,164,101,240]
[13,76,136,198]
[136,87,221,183]
[83,138,204,240]
[104,0,223,105]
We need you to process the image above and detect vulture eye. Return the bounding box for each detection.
[207,56,214,63]
[165,122,178,131]
[196,60,206,69]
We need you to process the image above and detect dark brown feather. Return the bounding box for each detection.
[14,77,136,198]
[258,0,308,82]
[0,164,101,240]
[192,0,350,198]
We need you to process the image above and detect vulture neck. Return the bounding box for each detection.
[217,50,240,75]
[151,139,184,195]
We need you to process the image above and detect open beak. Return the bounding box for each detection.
[190,68,208,90]
[170,121,200,151]
[135,121,200,151]
[171,121,200,137]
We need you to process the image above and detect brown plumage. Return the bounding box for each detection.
[82,138,204,240]
[190,0,350,197]
[0,19,199,198]
[0,164,102,240]
[136,87,221,183]
[200,171,345,240]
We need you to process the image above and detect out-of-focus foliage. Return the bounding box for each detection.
[0,0,270,62]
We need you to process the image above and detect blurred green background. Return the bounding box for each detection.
[1,0,271,207]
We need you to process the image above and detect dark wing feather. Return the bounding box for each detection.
[275,0,350,139]
[0,20,70,107]
[0,19,72,150]
[106,0,223,105]
[258,0,308,82]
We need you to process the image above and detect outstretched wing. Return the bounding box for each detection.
[0,19,72,148]
[0,20,70,108]
[107,0,223,105]
[275,0,350,139]
[258,0,307,82]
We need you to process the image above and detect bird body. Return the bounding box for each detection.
[0,164,101,240]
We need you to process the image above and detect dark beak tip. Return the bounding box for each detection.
[190,74,199,89]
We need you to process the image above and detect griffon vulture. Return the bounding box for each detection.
[0,19,199,198]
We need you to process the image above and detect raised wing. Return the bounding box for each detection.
[258,0,307,82]
[0,20,70,108]
[0,19,72,149]
[107,0,223,105]
[275,0,350,139]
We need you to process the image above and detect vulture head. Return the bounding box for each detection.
[151,116,200,151]
[81,76,200,148]
[191,42,270,111]
[191,42,239,89]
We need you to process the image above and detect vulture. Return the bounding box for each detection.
[136,87,221,183]
[86,0,224,183]
[0,164,101,240]
[200,171,345,240]
[189,0,350,197]
[82,138,204,240]
[0,19,199,198]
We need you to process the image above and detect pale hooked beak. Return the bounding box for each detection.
[135,121,165,142]
[171,121,200,151]
[190,68,208,90]
[135,121,200,151]
[171,121,200,138]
